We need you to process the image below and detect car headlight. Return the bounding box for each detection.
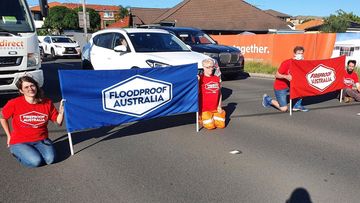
[203,52,219,58]
[27,53,40,67]
[146,60,170,68]
[55,45,62,48]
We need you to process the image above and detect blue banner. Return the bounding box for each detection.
[59,64,198,132]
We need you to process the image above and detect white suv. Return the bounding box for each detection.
[81,28,210,70]
[41,36,81,59]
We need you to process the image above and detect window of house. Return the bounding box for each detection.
[33,13,42,21]
[103,11,114,18]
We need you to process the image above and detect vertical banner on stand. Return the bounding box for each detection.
[290,55,346,99]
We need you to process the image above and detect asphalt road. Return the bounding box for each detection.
[1,58,360,203]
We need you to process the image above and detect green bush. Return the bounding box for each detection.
[244,61,277,75]
[36,28,50,36]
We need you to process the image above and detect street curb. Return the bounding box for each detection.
[249,72,275,79]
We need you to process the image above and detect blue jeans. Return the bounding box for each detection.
[9,138,56,168]
[274,88,302,107]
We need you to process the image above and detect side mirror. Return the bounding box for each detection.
[114,45,127,52]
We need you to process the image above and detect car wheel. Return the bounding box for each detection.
[81,59,94,70]
[50,48,56,59]
[39,47,45,60]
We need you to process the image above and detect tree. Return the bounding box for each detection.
[115,5,130,21]
[43,6,78,33]
[321,10,360,33]
[73,7,101,31]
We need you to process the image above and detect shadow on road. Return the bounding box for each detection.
[53,137,72,163]
[41,59,82,103]
[222,87,233,100]
[223,102,237,127]
[53,113,197,156]
[302,91,340,106]
[222,71,250,81]
[231,102,360,119]
[0,94,18,108]
[286,187,313,203]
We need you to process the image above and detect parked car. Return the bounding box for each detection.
[150,26,245,79]
[41,35,81,59]
[81,28,211,70]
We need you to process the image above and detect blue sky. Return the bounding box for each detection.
[28,0,360,17]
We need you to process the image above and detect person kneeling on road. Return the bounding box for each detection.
[343,60,360,103]
[198,59,226,130]
[0,76,65,168]
[262,46,309,112]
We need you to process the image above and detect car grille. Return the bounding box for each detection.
[64,47,77,54]
[0,56,23,67]
[0,77,14,86]
[219,53,239,64]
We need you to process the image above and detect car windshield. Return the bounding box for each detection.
[52,37,74,43]
[128,33,190,53]
[177,31,216,45]
[0,0,34,33]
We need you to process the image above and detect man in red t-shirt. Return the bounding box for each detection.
[198,59,226,129]
[262,46,309,112]
[343,60,360,102]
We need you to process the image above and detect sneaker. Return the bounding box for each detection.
[344,96,352,103]
[262,94,271,108]
[292,106,309,112]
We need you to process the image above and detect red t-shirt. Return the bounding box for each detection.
[199,74,221,112]
[344,71,359,88]
[274,59,292,90]
[2,96,58,145]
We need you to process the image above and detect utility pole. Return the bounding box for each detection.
[81,0,88,40]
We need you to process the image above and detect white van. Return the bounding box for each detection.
[0,0,47,94]
[81,28,211,70]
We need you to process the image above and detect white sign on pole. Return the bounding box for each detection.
[78,12,90,28]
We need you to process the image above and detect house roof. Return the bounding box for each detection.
[107,16,130,28]
[130,7,170,25]
[31,2,61,11]
[295,19,324,30]
[31,1,119,12]
[146,0,291,32]
[264,9,292,18]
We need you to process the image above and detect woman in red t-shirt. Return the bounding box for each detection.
[1,76,64,168]
[198,59,226,130]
